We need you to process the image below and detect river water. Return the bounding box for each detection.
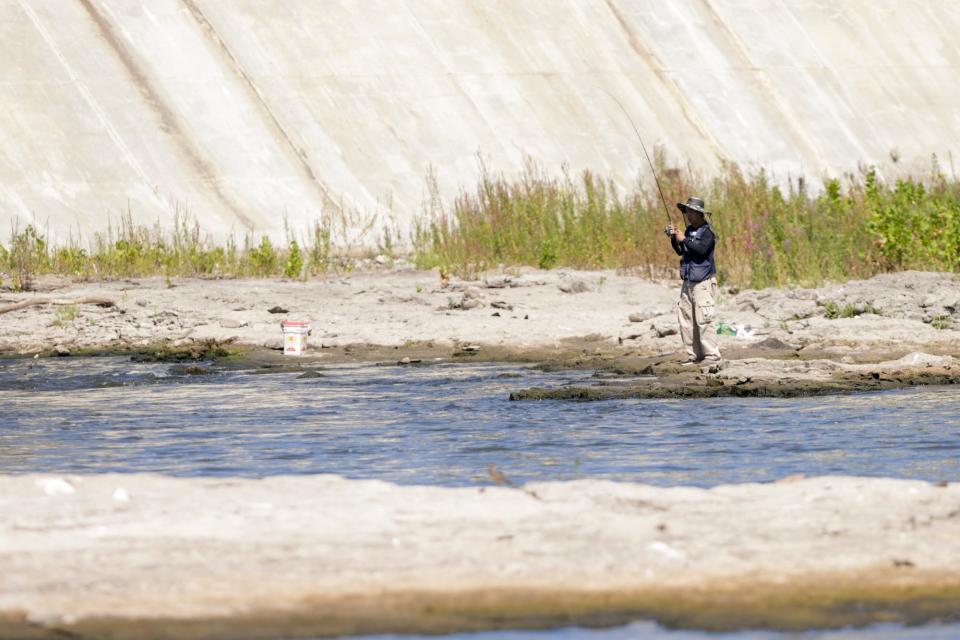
[1,357,958,485]
[2,356,959,639]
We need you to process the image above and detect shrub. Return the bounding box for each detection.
[283,240,303,279]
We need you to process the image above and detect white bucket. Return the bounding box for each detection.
[281,320,310,356]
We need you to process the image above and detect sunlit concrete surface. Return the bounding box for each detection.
[2,1,959,239]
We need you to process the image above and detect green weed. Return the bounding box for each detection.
[822,301,840,319]
[931,315,951,330]
[248,236,277,275]
[6,224,49,290]
[283,239,304,279]
[50,304,78,328]
[4,159,960,289]
[411,158,960,288]
[821,300,872,319]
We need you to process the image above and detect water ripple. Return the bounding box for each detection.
[1,357,959,487]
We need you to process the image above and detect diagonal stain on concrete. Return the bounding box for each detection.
[180,0,342,215]
[75,0,257,230]
[770,0,885,164]
[696,0,830,173]
[602,0,727,164]
[15,0,172,217]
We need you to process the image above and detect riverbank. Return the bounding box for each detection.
[1,268,959,397]
[1,473,959,638]
[4,270,960,638]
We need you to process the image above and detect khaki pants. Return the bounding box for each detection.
[678,277,721,361]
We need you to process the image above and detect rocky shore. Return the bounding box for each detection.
[3,269,960,638]
[2,474,960,639]
[2,268,959,397]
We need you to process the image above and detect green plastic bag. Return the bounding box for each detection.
[716,322,737,336]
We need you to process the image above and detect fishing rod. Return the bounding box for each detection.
[599,88,676,229]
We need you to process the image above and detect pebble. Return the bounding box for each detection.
[557,278,591,294]
[461,298,482,310]
[628,309,655,323]
[649,319,677,338]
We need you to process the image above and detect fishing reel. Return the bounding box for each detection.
[664,225,675,237]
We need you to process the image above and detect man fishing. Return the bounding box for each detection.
[665,197,721,366]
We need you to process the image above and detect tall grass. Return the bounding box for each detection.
[0,206,392,291]
[413,158,960,289]
[3,160,958,291]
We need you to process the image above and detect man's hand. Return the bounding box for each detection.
[667,225,685,242]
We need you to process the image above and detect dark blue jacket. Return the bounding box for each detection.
[671,223,716,283]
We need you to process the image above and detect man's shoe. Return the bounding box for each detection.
[679,358,702,366]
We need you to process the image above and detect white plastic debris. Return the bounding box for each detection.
[36,477,75,496]
[646,540,686,561]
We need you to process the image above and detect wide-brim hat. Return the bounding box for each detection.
[677,196,712,216]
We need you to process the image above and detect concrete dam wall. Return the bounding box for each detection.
[3,0,959,241]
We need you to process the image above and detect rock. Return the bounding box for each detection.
[557,278,591,294]
[267,306,289,314]
[453,344,482,356]
[889,352,955,368]
[650,319,678,338]
[52,344,70,357]
[219,318,247,328]
[628,309,655,323]
[262,337,284,350]
[483,276,511,288]
[491,301,513,310]
[296,370,326,379]
[920,295,938,309]
[461,297,482,310]
[373,254,388,265]
[452,287,486,310]
[755,337,801,350]
[398,357,411,365]
[169,365,215,376]
[706,361,724,374]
